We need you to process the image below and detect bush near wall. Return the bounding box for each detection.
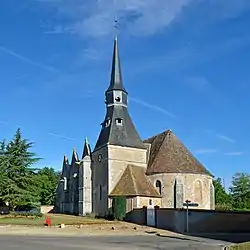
[112,196,126,221]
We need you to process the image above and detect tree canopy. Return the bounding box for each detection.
[229,173,250,210]
[0,128,60,210]
[0,128,250,212]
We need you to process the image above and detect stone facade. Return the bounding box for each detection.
[92,145,148,216]
[148,173,214,209]
[54,36,215,216]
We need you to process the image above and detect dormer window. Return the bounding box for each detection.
[115,118,123,125]
[105,118,111,127]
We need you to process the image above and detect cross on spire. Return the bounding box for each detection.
[114,15,119,37]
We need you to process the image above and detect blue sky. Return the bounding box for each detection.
[0,0,250,188]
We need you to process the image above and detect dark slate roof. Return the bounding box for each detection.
[106,36,127,93]
[94,105,147,151]
[82,138,91,159]
[109,165,161,197]
[71,148,79,164]
[62,155,69,176]
[144,130,213,177]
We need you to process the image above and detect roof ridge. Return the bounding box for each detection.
[143,129,171,143]
[128,165,138,195]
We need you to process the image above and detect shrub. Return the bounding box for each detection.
[215,203,233,211]
[8,211,43,218]
[112,196,126,221]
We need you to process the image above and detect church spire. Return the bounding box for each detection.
[106,36,127,93]
[94,37,146,151]
[82,138,91,159]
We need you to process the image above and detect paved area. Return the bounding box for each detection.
[0,235,226,250]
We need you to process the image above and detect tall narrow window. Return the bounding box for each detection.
[99,185,102,200]
[155,180,162,194]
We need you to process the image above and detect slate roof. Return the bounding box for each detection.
[61,155,69,176]
[144,130,213,176]
[82,138,91,159]
[94,105,147,150]
[109,165,161,197]
[94,36,146,151]
[71,148,79,164]
[106,36,127,93]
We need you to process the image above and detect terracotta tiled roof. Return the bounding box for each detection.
[144,130,213,176]
[109,165,161,197]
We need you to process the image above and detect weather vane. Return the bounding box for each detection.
[114,14,120,37]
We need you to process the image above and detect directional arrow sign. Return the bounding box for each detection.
[183,202,199,207]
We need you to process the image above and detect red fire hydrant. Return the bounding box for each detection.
[45,216,51,227]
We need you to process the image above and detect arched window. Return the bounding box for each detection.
[155,180,162,194]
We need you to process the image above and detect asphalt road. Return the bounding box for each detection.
[0,235,227,250]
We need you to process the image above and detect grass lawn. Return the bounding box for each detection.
[0,213,110,226]
[228,242,250,250]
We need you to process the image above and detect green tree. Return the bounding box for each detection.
[229,173,250,210]
[0,128,41,210]
[213,178,232,210]
[112,196,126,220]
[35,167,60,205]
[0,140,8,195]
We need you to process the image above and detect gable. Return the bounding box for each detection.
[109,165,161,197]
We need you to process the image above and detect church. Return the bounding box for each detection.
[54,36,215,217]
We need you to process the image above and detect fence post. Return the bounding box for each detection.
[154,206,159,228]
[143,206,147,225]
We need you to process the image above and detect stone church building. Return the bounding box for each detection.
[55,36,215,217]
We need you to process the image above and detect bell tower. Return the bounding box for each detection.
[92,36,148,216]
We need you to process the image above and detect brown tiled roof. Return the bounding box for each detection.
[144,130,213,176]
[109,165,161,197]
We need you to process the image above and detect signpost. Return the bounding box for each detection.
[183,200,199,233]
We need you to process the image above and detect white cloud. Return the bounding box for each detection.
[223,152,244,156]
[0,46,60,73]
[216,134,235,143]
[38,0,193,37]
[193,148,218,155]
[186,77,212,92]
[47,132,75,140]
[129,97,177,118]
[35,0,250,38]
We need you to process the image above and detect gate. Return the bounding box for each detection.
[147,206,155,227]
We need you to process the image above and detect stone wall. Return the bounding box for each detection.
[108,145,148,194]
[147,173,214,210]
[125,207,147,225]
[126,207,250,233]
[92,145,147,216]
[92,146,109,216]
[137,197,161,208]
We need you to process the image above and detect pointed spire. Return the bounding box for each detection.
[62,154,69,175]
[82,137,91,159]
[71,148,79,164]
[63,154,69,164]
[106,36,127,93]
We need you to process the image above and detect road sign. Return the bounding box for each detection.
[183,200,199,233]
[183,202,199,207]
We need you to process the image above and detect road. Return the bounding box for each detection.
[0,235,226,250]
